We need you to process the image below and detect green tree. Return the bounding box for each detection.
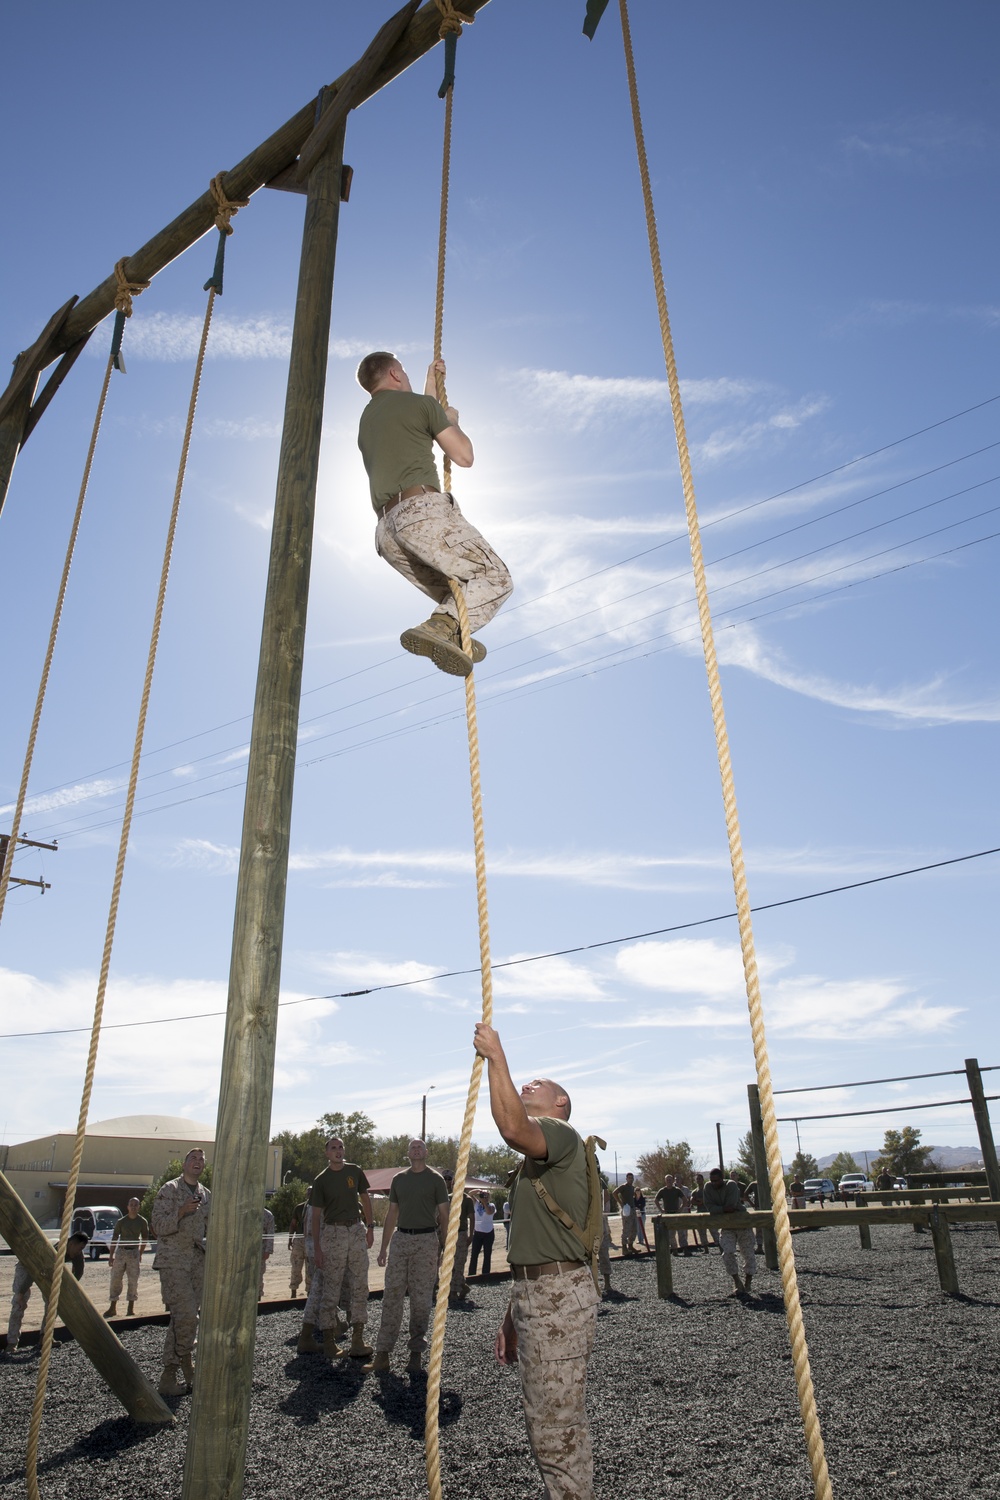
[139,1157,214,1225]
[734,1131,758,1179]
[827,1151,860,1185]
[318,1111,378,1163]
[635,1140,699,1188]
[871,1126,935,1180]
[467,1142,521,1184]
[268,1178,310,1232]
[272,1127,327,1185]
[789,1151,819,1181]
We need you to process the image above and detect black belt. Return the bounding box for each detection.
[510,1260,585,1280]
[397,1225,439,1235]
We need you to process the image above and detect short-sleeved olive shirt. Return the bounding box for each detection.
[310,1164,370,1226]
[389,1167,449,1230]
[111,1214,148,1246]
[358,391,451,509]
[507,1117,590,1267]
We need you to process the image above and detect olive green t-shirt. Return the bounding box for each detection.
[357,391,451,509]
[507,1117,590,1267]
[111,1214,148,1246]
[389,1167,449,1230]
[310,1164,370,1226]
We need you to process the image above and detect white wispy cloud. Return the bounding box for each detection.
[91,312,379,363]
[832,300,1000,337]
[0,778,121,818]
[841,113,988,167]
[719,628,1000,725]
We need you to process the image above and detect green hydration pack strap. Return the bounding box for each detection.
[527,1134,607,1293]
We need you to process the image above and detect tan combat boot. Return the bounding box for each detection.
[297,1321,320,1353]
[349,1323,373,1358]
[103,1301,117,1318]
[407,1350,423,1376]
[180,1353,195,1392]
[400,615,474,677]
[363,1349,391,1374]
[126,1300,135,1316]
[323,1326,347,1359]
[603,1276,612,1298]
[158,1365,181,1396]
[743,1275,753,1295]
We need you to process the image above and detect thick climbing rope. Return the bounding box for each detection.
[424,11,481,1498]
[425,582,493,1500]
[615,2,833,1496]
[0,342,125,927]
[24,205,235,1500]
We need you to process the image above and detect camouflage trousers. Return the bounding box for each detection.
[377,1232,440,1354]
[159,1250,205,1365]
[375,490,513,634]
[109,1247,141,1301]
[597,1217,612,1281]
[7,1264,32,1347]
[289,1239,309,1293]
[449,1230,470,1296]
[318,1223,369,1329]
[619,1208,636,1252]
[510,1264,598,1500]
[719,1227,756,1280]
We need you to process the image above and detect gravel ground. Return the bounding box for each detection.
[2,1223,997,1499]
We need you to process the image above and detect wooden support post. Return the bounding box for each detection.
[747,1083,778,1271]
[180,112,347,1500]
[652,1214,674,1300]
[928,1205,960,1295]
[0,1172,173,1425]
[965,1057,1000,1242]
[858,1221,872,1250]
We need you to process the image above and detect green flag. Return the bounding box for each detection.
[583,0,611,40]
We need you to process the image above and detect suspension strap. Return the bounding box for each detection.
[204,172,251,294]
[25,230,230,1500]
[110,257,150,372]
[615,2,832,1496]
[425,580,493,1500]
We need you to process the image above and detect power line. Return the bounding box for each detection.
[34,516,1000,840]
[2,842,997,1041]
[773,1067,995,1095]
[14,397,1000,813]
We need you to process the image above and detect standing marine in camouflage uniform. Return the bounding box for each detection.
[356,352,512,679]
[474,1024,599,1500]
[151,1148,211,1396]
[4,1234,89,1352]
[259,1205,276,1298]
[288,1198,309,1296]
[366,1141,449,1376]
[442,1169,474,1301]
[311,1137,374,1360]
[104,1198,149,1317]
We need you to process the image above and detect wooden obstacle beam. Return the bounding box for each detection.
[0,1171,173,1424]
[652,1203,1000,1301]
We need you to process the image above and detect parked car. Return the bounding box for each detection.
[838,1173,874,1196]
[802,1178,836,1203]
[70,1205,122,1259]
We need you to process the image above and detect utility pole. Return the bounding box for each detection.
[0,832,57,892]
[716,1122,724,1172]
[421,1086,435,1140]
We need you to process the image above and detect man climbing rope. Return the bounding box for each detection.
[356,352,512,677]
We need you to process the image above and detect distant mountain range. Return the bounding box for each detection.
[816,1145,984,1171]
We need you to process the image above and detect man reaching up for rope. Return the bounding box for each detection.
[357,353,512,678]
[474,1023,599,1500]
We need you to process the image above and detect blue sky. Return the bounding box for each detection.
[1,1,997,1177]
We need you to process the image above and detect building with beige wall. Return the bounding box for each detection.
[0,1115,283,1227]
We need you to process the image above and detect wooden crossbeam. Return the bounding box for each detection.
[0,1171,173,1425]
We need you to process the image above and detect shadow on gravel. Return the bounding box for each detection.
[370,1374,463,1440]
[278,1355,368,1425]
[0,1415,161,1487]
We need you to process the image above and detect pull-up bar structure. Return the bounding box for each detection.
[0,0,490,517]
